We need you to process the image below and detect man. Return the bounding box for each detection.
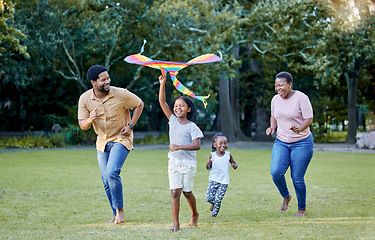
[78,65,144,224]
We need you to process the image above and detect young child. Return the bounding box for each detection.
[158,75,204,232]
[205,133,238,217]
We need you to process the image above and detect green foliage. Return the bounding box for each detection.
[133,133,169,145]
[0,0,30,98]
[63,126,96,146]
[1,0,374,142]
[0,149,374,238]
[0,134,67,149]
[0,0,29,59]
[313,131,347,143]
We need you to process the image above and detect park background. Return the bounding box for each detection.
[1,0,375,148]
[1,1,375,239]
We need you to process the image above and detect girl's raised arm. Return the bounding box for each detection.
[159,75,173,119]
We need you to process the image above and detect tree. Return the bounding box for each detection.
[308,0,375,143]
[0,0,30,130]
[240,0,330,139]
[147,0,244,140]
[9,0,155,131]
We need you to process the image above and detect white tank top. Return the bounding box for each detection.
[209,151,230,184]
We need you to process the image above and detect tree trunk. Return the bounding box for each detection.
[219,72,236,141]
[211,106,221,131]
[243,104,254,137]
[254,101,270,141]
[345,59,362,144]
[230,45,247,140]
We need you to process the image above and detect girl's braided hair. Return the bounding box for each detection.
[211,132,226,152]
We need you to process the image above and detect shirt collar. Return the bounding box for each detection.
[89,88,114,102]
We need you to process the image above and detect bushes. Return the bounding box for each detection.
[0,131,169,149]
[133,133,169,145]
[0,135,65,149]
[314,131,347,143]
[0,128,96,149]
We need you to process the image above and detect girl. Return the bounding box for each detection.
[205,133,238,217]
[158,75,204,232]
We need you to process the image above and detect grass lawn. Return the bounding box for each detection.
[0,148,374,239]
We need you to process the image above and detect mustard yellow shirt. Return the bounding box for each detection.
[78,86,142,152]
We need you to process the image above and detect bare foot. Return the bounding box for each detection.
[210,204,214,211]
[281,195,292,213]
[210,214,217,218]
[106,216,116,223]
[189,212,199,226]
[169,222,180,232]
[115,208,125,224]
[296,209,307,216]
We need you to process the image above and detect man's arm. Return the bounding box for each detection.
[78,108,98,130]
[121,101,144,136]
[129,101,144,127]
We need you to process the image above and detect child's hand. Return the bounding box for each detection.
[206,160,212,170]
[169,144,180,152]
[231,162,238,169]
[159,75,166,84]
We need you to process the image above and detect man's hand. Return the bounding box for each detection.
[89,108,98,122]
[79,108,98,130]
[121,125,132,136]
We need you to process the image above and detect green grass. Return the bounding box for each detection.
[0,148,374,239]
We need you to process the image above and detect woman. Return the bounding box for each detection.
[266,71,314,216]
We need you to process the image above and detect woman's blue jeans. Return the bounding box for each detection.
[97,142,129,216]
[270,134,313,210]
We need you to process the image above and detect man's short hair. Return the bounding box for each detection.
[275,71,293,83]
[87,65,108,83]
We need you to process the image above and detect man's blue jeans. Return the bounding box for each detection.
[270,134,313,210]
[97,142,129,216]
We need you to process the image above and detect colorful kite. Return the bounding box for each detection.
[124,40,222,108]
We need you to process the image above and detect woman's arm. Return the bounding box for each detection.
[266,116,277,135]
[290,117,313,133]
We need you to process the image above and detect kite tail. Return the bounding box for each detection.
[195,95,210,109]
[139,39,147,54]
[172,76,210,108]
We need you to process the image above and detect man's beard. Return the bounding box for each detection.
[98,85,110,93]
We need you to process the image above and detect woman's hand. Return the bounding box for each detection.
[266,127,275,135]
[290,125,301,133]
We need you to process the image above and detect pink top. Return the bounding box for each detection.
[271,90,313,143]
